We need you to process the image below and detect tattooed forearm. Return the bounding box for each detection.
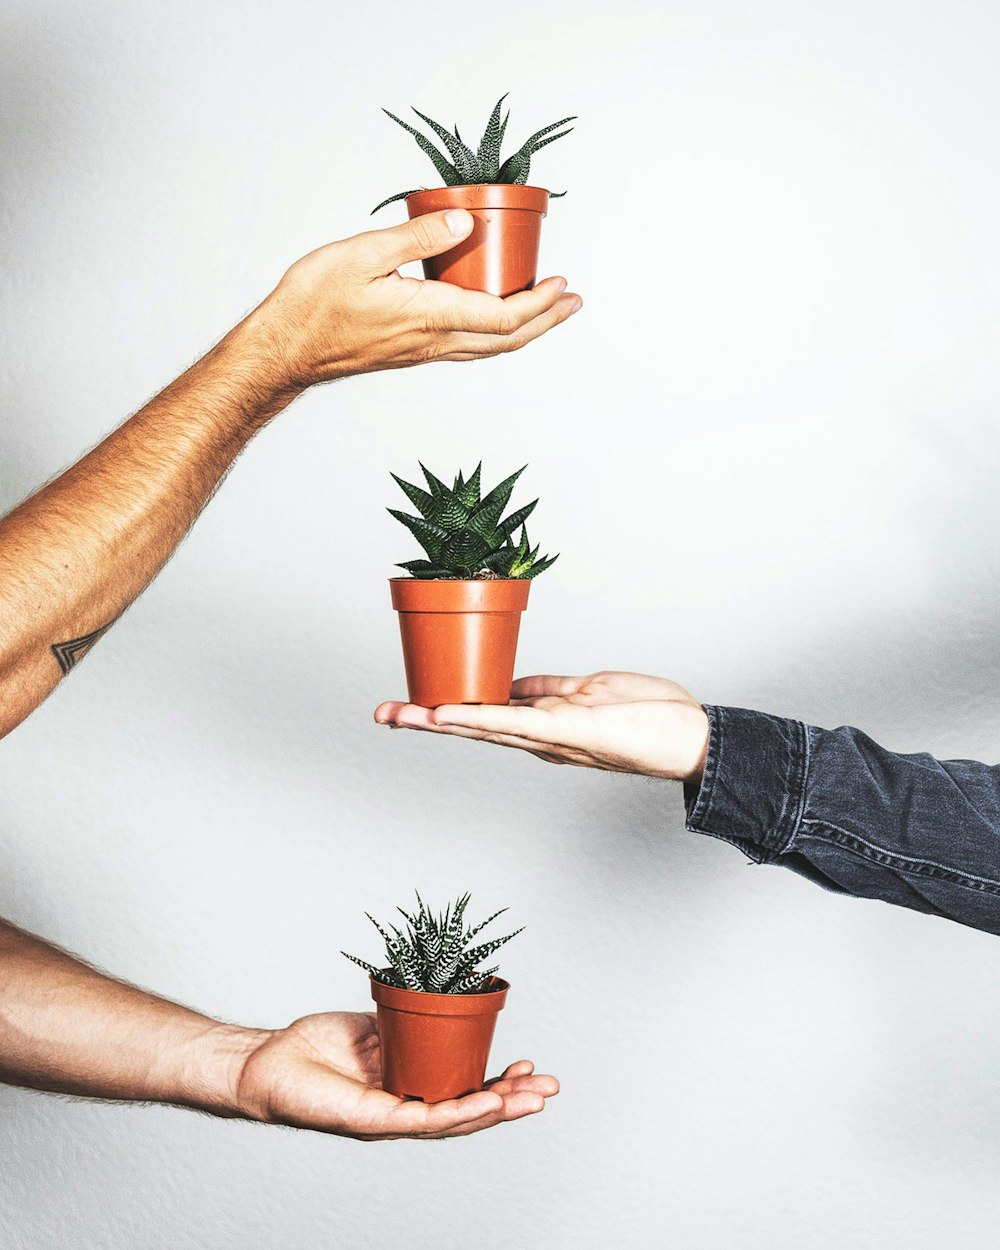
[51,618,118,675]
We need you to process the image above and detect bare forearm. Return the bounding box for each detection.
[0,315,297,734]
[0,211,578,738]
[0,920,263,1112]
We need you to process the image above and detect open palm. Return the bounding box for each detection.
[234,1011,557,1140]
[375,671,710,781]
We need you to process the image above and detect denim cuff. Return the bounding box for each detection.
[683,705,810,861]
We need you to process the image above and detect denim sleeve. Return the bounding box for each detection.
[683,705,1000,936]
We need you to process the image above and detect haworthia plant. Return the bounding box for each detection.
[342,892,522,995]
[389,462,558,580]
[373,93,576,212]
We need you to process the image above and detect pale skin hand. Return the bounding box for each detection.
[0,921,557,1140]
[0,207,581,736]
[374,671,711,783]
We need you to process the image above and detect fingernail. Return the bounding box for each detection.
[569,298,583,314]
[445,209,472,238]
[554,277,567,293]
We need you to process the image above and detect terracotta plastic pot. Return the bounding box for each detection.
[406,185,549,297]
[371,975,510,1102]
[390,578,530,708]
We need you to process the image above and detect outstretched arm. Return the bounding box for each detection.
[0,208,580,736]
[376,672,1000,936]
[0,918,557,1139]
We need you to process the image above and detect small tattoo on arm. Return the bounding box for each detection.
[51,618,118,675]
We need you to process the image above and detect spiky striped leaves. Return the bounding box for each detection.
[411,108,479,183]
[389,463,558,580]
[342,893,521,995]
[373,96,575,212]
[382,109,459,185]
[370,189,424,214]
[476,93,508,182]
[498,118,576,186]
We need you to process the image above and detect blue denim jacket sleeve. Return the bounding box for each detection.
[684,705,1000,935]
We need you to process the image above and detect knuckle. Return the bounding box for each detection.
[420,308,445,336]
[409,217,440,255]
[494,309,519,336]
[584,671,616,692]
[415,341,441,363]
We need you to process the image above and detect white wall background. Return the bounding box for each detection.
[2,0,999,1245]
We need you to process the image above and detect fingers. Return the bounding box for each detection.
[423,274,571,335]
[510,674,590,699]
[487,1060,560,1099]
[376,704,539,749]
[419,1071,558,1139]
[376,683,583,723]
[373,1067,558,1140]
[374,701,409,724]
[495,1059,536,1079]
[376,699,553,741]
[375,703,464,732]
[419,1094,544,1139]
[431,703,566,741]
[375,701,578,751]
[380,1089,505,1138]
[440,291,582,360]
[351,209,475,274]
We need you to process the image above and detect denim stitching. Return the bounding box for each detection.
[797,817,1000,896]
[688,703,721,831]
[776,720,811,854]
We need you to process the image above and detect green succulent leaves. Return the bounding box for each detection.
[389,463,558,580]
[342,892,522,995]
[373,94,575,212]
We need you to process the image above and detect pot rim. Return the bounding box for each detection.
[408,182,550,193]
[370,974,510,1016]
[405,184,549,215]
[389,576,531,613]
[388,576,527,583]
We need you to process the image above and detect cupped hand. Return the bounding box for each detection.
[233,1011,558,1140]
[252,209,582,387]
[375,671,710,783]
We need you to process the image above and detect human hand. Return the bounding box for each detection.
[249,209,581,388]
[375,671,710,783]
[231,1011,558,1140]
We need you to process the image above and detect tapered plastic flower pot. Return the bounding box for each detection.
[390,577,530,707]
[371,975,510,1102]
[407,185,549,297]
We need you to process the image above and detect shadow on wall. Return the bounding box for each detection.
[773,424,1000,752]
[776,569,1000,751]
[4,3,1000,1165]
[0,8,86,220]
[0,8,94,496]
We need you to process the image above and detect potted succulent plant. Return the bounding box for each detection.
[388,462,558,707]
[372,94,576,296]
[343,892,522,1102]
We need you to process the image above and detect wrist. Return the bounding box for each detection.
[236,284,326,395]
[204,310,307,423]
[171,1020,274,1119]
[677,702,710,783]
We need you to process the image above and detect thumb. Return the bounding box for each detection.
[354,209,474,275]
